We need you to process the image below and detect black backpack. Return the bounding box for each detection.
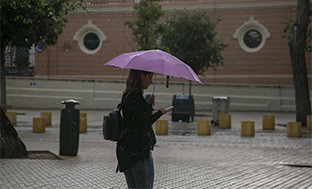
[103,93,133,141]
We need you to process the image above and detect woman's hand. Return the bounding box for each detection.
[160,107,170,114]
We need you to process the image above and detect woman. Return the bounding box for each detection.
[116,69,169,189]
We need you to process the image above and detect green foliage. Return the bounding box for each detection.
[0,0,88,49]
[125,0,165,50]
[281,14,312,52]
[160,9,228,75]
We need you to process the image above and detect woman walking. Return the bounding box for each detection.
[116,69,169,189]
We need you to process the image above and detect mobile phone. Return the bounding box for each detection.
[165,106,174,111]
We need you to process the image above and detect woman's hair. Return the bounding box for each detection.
[124,69,152,94]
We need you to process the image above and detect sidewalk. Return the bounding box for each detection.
[1,109,312,188]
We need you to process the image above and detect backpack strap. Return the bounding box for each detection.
[120,92,134,129]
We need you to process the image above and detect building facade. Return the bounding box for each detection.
[34,0,312,86]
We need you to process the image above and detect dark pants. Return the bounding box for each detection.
[124,151,154,189]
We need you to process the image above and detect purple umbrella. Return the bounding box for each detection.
[104,49,201,83]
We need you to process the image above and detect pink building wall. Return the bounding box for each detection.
[34,0,312,86]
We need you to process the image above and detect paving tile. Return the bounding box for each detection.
[1,110,311,188]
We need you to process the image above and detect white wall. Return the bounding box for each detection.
[6,77,311,112]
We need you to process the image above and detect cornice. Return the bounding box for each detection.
[72,1,297,14]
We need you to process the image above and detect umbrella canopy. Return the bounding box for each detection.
[104,49,201,83]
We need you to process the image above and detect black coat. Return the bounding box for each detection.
[116,90,163,172]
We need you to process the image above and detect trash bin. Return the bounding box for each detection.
[212,96,230,125]
[171,94,195,123]
[59,99,80,156]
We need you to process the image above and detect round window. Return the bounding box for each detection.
[233,17,271,53]
[83,33,100,51]
[243,30,262,48]
[73,20,107,54]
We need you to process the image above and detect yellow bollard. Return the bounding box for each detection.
[241,121,255,137]
[287,122,301,138]
[5,112,17,126]
[219,114,231,129]
[307,115,312,130]
[41,112,52,126]
[33,118,45,133]
[80,113,87,119]
[80,118,87,133]
[197,120,211,135]
[262,115,275,130]
[155,119,168,135]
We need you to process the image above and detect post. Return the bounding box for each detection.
[60,99,80,156]
[262,115,275,130]
[287,122,301,138]
[219,114,231,129]
[241,121,255,137]
[197,120,211,135]
[41,112,52,126]
[0,49,7,112]
[155,120,168,135]
[307,115,312,130]
[33,118,45,133]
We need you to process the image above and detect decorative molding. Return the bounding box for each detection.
[73,1,296,13]
[73,20,107,54]
[233,16,271,53]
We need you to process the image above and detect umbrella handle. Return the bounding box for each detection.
[153,74,156,95]
[166,76,169,88]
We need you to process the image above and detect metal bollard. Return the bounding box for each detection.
[241,121,255,137]
[41,112,52,126]
[197,120,211,135]
[60,99,80,156]
[33,118,45,133]
[155,120,168,135]
[287,122,301,138]
[307,115,312,130]
[219,114,231,129]
[80,113,87,119]
[80,118,87,133]
[80,113,87,133]
[262,115,275,130]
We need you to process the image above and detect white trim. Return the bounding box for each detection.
[73,20,107,54]
[233,16,271,53]
[7,94,83,100]
[164,2,296,11]
[203,74,303,79]
[74,1,296,13]
[29,44,35,67]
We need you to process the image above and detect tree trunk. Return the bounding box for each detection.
[288,0,311,127]
[0,47,28,158]
[0,48,7,112]
[0,47,7,111]
[0,108,28,158]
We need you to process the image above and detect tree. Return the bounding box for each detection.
[125,0,165,50]
[282,0,311,127]
[1,108,27,158]
[0,0,88,112]
[0,0,88,158]
[160,9,227,94]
